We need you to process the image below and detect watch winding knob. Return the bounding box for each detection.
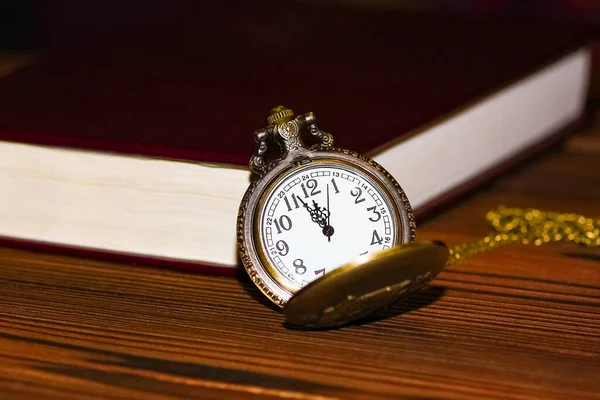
[267,105,295,125]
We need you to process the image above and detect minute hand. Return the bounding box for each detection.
[326,184,331,242]
[327,184,330,226]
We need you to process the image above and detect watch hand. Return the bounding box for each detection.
[298,197,332,233]
[298,197,316,218]
[311,200,328,227]
[326,184,331,242]
[297,197,316,217]
[298,196,308,208]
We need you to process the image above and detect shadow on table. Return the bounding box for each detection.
[235,269,283,312]
[564,251,600,263]
[237,269,446,330]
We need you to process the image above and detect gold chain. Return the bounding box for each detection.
[447,206,600,265]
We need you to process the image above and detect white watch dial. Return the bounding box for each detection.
[258,162,399,289]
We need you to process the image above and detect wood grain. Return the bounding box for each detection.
[1,55,600,399]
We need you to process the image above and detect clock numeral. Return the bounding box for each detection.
[330,178,340,194]
[301,184,309,198]
[314,268,326,277]
[307,179,321,196]
[293,259,307,275]
[367,206,381,222]
[275,240,289,256]
[284,194,301,212]
[360,251,368,256]
[301,179,321,198]
[274,215,292,234]
[370,230,383,245]
[351,187,366,204]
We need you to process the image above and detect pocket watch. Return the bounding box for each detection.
[237,106,449,328]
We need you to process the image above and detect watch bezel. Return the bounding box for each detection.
[237,147,416,307]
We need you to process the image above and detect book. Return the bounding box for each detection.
[0,1,592,274]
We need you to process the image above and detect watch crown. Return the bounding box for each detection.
[267,105,294,125]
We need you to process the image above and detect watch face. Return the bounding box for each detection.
[257,161,399,290]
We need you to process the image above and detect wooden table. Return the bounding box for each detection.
[1,73,600,400]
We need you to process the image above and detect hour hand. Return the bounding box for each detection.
[298,198,334,239]
[297,196,310,212]
[297,197,314,215]
[298,198,326,226]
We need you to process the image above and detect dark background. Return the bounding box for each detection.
[1,0,598,51]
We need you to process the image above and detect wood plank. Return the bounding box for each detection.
[567,107,600,153]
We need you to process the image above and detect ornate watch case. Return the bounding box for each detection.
[237,106,417,308]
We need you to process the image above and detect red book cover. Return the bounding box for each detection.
[0,1,593,273]
[0,1,591,162]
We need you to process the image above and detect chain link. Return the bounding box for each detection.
[447,206,600,265]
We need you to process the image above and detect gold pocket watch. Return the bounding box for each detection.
[237,106,449,328]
